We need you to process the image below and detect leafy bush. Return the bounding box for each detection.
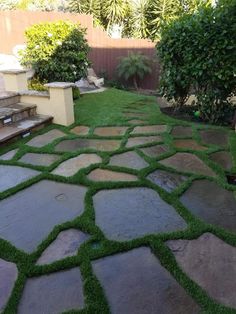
[28,77,48,91]
[117,52,152,90]
[21,20,90,83]
[157,1,236,124]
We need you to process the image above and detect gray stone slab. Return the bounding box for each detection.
[0,180,87,252]
[109,151,149,170]
[131,125,167,134]
[93,188,187,241]
[180,180,236,233]
[18,268,84,314]
[140,144,169,158]
[27,129,65,147]
[199,129,228,148]
[0,259,18,313]
[92,247,200,314]
[94,126,128,136]
[167,233,236,308]
[0,165,40,193]
[126,135,162,148]
[210,151,233,171]
[160,153,216,177]
[173,139,208,151]
[19,153,60,166]
[147,170,187,192]
[128,119,147,125]
[87,169,138,182]
[0,149,18,161]
[171,126,192,137]
[70,125,90,135]
[52,154,102,177]
[36,229,90,265]
[55,138,121,152]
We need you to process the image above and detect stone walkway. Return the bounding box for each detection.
[0,114,235,313]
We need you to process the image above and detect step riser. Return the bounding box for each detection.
[0,107,37,127]
[0,95,21,107]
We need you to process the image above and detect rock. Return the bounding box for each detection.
[27,129,65,147]
[87,169,138,182]
[109,151,149,170]
[147,170,187,192]
[19,153,60,166]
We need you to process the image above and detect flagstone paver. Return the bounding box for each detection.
[36,229,90,265]
[147,170,188,192]
[19,153,61,166]
[0,149,18,160]
[0,180,87,252]
[52,153,102,177]
[124,112,149,118]
[92,247,200,314]
[160,153,217,177]
[55,138,121,152]
[180,180,236,233]
[199,129,228,148]
[131,125,168,134]
[0,259,18,313]
[70,125,90,135]
[0,165,40,192]
[18,268,84,314]
[109,151,149,170]
[173,139,208,151]
[171,126,192,137]
[128,119,147,124]
[140,144,169,158]
[94,126,128,136]
[26,129,65,147]
[87,168,138,182]
[210,151,233,171]
[167,233,236,308]
[93,188,187,241]
[126,135,162,148]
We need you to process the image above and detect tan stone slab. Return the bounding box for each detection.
[94,126,128,136]
[173,139,208,151]
[71,126,90,135]
[140,144,169,158]
[132,125,168,134]
[128,119,147,125]
[126,135,162,148]
[171,126,192,137]
[87,169,138,182]
[27,129,65,148]
[109,151,149,170]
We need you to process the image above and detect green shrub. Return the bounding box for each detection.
[157,1,236,124]
[28,77,48,91]
[21,20,90,83]
[72,86,81,100]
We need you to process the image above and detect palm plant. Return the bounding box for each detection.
[117,52,152,90]
[69,0,102,25]
[132,0,149,39]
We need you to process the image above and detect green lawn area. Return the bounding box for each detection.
[0,88,236,313]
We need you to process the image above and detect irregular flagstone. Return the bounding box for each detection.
[52,154,102,177]
[180,180,236,233]
[167,233,236,308]
[140,144,169,158]
[128,119,147,125]
[210,151,233,171]
[0,259,18,313]
[94,126,128,136]
[173,139,208,151]
[160,153,216,177]
[124,112,149,118]
[199,129,228,148]
[126,135,162,148]
[55,138,121,152]
[93,188,187,241]
[87,168,138,182]
[131,125,167,134]
[70,125,90,135]
[18,268,84,314]
[0,149,18,161]
[19,153,60,167]
[109,151,149,170]
[92,247,200,314]
[27,129,65,147]
[0,180,87,252]
[0,165,40,193]
[36,229,90,265]
[171,126,192,137]
[147,170,188,192]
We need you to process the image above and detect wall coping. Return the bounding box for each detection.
[44,82,75,89]
[20,90,50,98]
[0,69,27,75]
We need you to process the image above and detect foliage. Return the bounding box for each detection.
[0,0,66,11]
[28,77,48,91]
[158,1,236,124]
[69,0,102,25]
[20,20,89,83]
[72,86,81,100]
[117,52,152,90]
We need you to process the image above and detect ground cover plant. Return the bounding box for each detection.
[0,88,236,313]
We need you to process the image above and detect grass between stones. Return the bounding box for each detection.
[0,88,236,313]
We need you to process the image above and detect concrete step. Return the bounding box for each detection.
[0,92,20,106]
[0,114,53,146]
[0,103,37,127]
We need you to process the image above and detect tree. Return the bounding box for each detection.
[69,0,102,25]
[131,0,149,39]
[117,52,152,90]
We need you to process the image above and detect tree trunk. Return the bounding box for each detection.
[133,76,138,90]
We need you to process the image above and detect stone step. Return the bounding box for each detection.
[0,103,37,127]
[0,92,20,106]
[0,114,53,146]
